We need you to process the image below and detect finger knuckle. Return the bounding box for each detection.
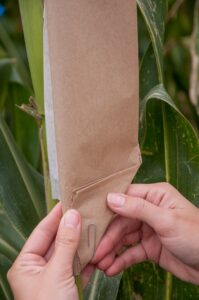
[159,210,176,235]
[133,198,145,214]
[65,275,76,288]
[64,266,74,278]
[121,255,128,270]
[56,229,77,246]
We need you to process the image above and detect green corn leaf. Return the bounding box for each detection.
[0,286,8,300]
[0,211,24,300]
[0,210,24,262]
[0,116,46,238]
[0,59,40,167]
[137,0,167,82]
[8,84,40,168]
[0,58,12,109]
[18,0,44,113]
[0,255,13,300]
[0,59,12,86]
[0,19,32,91]
[0,58,24,86]
[139,84,199,203]
[84,270,122,300]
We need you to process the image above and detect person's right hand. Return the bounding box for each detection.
[7,203,94,300]
[92,183,199,285]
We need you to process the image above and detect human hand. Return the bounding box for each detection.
[7,203,93,300]
[93,183,199,284]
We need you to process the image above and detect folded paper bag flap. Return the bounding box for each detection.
[44,0,141,273]
[68,161,141,273]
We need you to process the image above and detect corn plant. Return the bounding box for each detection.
[0,0,199,299]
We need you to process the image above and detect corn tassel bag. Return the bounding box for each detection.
[44,0,141,274]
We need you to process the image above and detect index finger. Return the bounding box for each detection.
[127,183,166,202]
[127,183,190,209]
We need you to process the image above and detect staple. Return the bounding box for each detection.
[73,252,82,276]
[88,223,97,258]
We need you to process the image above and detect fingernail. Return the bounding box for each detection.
[107,193,125,207]
[64,209,79,228]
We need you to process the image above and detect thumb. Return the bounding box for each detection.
[107,193,170,232]
[50,209,81,277]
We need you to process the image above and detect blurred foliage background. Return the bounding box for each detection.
[165,0,199,132]
[0,0,199,299]
[0,0,40,169]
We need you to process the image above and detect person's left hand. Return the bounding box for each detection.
[7,202,94,300]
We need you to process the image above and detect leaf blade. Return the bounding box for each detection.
[0,116,46,238]
[18,0,44,113]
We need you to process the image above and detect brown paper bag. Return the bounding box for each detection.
[44,0,141,273]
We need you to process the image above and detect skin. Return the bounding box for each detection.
[7,203,94,300]
[8,182,199,299]
[93,183,199,285]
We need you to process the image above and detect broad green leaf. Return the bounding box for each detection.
[137,9,151,61]
[118,261,199,300]
[0,58,12,109]
[0,59,12,85]
[117,263,165,299]
[0,210,23,300]
[0,60,40,167]
[84,270,122,300]
[0,58,23,86]
[0,210,24,261]
[0,255,13,300]
[171,276,199,299]
[8,84,40,168]
[0,287,7,300]
[139,43,159,100]
[137,0,167,82]
[0,116,46,238]
[18,0,44,113]
[0,58,24,110]
[0,18,31,90]
[139,84,199,202]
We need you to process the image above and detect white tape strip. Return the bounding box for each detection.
[44,6,60,200]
